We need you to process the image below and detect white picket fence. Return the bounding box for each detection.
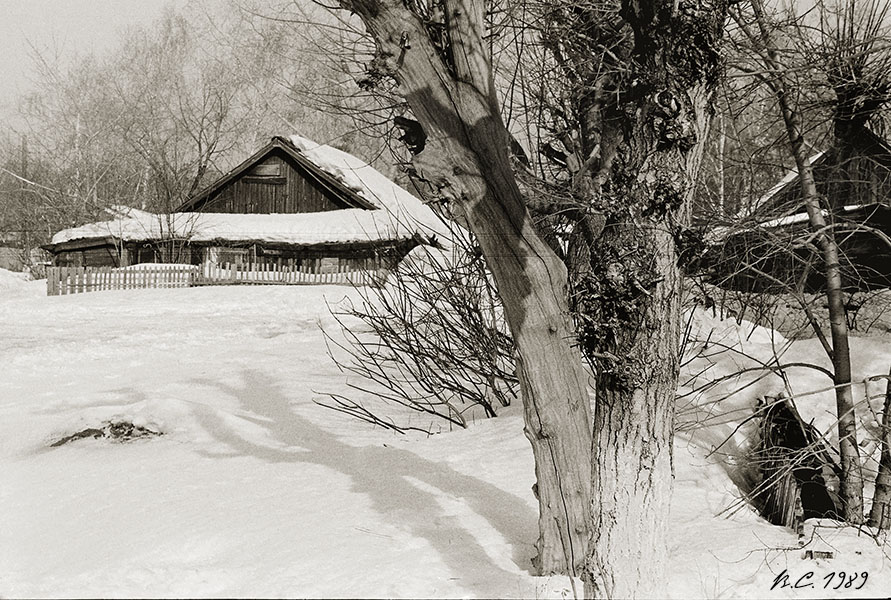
[46,265,198,296]
[47,263,382,296]
[195,262,381,287]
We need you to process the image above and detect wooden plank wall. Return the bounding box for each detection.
[199,154,350,214]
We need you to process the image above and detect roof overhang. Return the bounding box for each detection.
[42,236,122,253]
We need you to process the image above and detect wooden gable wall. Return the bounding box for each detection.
[193,149,358,214]
[759,133,891,217]
[766,158,891,216]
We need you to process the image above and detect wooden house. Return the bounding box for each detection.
[702,127,891,293]
[44,136,444,275]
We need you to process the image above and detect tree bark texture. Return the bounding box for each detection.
[338,0,594,574]
[567,3,727,596]
[868,367,891,529]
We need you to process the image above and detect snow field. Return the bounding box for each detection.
[1,271,889,598]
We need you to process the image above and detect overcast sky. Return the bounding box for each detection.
[0,0,190,124]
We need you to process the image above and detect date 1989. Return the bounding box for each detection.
[771,569,869,591]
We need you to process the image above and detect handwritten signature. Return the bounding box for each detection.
[771,569,869,591]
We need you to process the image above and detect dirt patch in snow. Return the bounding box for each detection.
[50,420,162,447]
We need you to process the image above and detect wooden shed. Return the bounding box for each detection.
[701,127,891,293]
[44,136,444,275]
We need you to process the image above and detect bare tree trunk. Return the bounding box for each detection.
[587,226,683,599]
[583,90,715,596]
[717,113,726,215]
[338,0,593,574]
[783,125,863,523]
[868,366,891,529]
[574,2,726,593]
[745,0,864,524]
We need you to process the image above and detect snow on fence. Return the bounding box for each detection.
[47,263,381,296]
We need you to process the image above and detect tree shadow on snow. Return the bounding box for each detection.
[185,369,539,594]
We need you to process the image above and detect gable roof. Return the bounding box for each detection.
[46,135,451,252]
[178,136,379,212]
[731,151,828,222]
[738,127,891,221]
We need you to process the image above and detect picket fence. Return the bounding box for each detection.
[46,263,381,296]
[196,262,381,287]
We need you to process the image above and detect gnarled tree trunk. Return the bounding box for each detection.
[338,0,593,574]
[571,5,727,596]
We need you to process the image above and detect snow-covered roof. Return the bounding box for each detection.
[50,206,436,248]
[50,135,449,249]
[709,203,875,242]
[734,151,826,221]
[284,134,437,229]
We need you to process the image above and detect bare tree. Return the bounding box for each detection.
[322,228,518,432]
[726,0,891,525]
[330,0,596,579]
[324,1,728,596]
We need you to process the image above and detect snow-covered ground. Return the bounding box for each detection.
[1,269,889,598]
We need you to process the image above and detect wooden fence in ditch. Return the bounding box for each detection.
[46,263,382,296]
